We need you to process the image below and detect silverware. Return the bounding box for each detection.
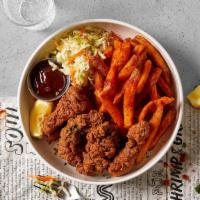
[31,175,83,199]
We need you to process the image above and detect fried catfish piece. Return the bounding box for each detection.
[58,110,105,166]
[42,86,92,140]
[76,121,120,176]
[108,121,150,176]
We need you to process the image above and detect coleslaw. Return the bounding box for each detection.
[50,26,110,86]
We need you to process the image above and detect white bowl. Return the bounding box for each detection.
[18,19,184,185]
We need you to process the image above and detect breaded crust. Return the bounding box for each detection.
[108,121,150,176]
[42,86,92,140]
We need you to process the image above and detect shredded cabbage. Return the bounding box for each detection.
[51,26,110,86]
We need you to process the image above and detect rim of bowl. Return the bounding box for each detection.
[17,19,184,185]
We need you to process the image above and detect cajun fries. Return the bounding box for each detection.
[150,106,176,149]
[136,60,152,94]
[94,71,104,107]
[149,67,162,100]
[118,54,137,81]
[137,104,164,164]
[158,76,173,97]
[118,50,146,82]
[136,97,175,164]
[104,45,113,58]
[93,34,176,165]
[123,69,140,128]
[99,93,124,131]
[134,44,146,55]
[89,56,108,77]
[102,40,131,97]
[135,35,171,84]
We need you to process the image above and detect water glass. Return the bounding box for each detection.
[2,0,56,31]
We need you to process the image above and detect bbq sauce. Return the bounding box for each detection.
[29,60,67,100]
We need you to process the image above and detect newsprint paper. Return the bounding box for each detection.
[0,97,200,200]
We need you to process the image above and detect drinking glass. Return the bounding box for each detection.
[2,0,56,31]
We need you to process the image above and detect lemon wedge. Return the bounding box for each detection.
[187,85,200,108]
[30,100,54,139]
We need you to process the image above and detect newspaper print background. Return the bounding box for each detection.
[0,97,200,200]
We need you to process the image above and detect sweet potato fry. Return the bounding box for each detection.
[104,46,113,58]
[114,66,141,105]
[103,40,131,97]
[158,96,175,105]
[136,104,164,164]
[136,60,152,94]
[135,35,171,84]
[99,93,124,130]
[102,40,122,96]
[123,69,140,128]
[148,67,162,100]
[118,49,147,82]
[113,85,125,105]
[138,96,175,121]
[134,44,146,55]
[150,107,176,150]
[149,68,162,86]
[138,101,155,121]
[118,54,137,81]
[131,39,139,48]
[94,71,104,108]
[150,84,159,100]
[99,105,106,112]
[113,39,132,70]
[136,50,147,70]
[94,72,104,90]
[158,76,173,97]
[113,83,131,106]
[109,31,123,42]
[89,56,108,77]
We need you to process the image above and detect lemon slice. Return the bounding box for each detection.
[187,85,200,108]
[30,100,54,139]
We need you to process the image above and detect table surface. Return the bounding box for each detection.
[0,0,200,97]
